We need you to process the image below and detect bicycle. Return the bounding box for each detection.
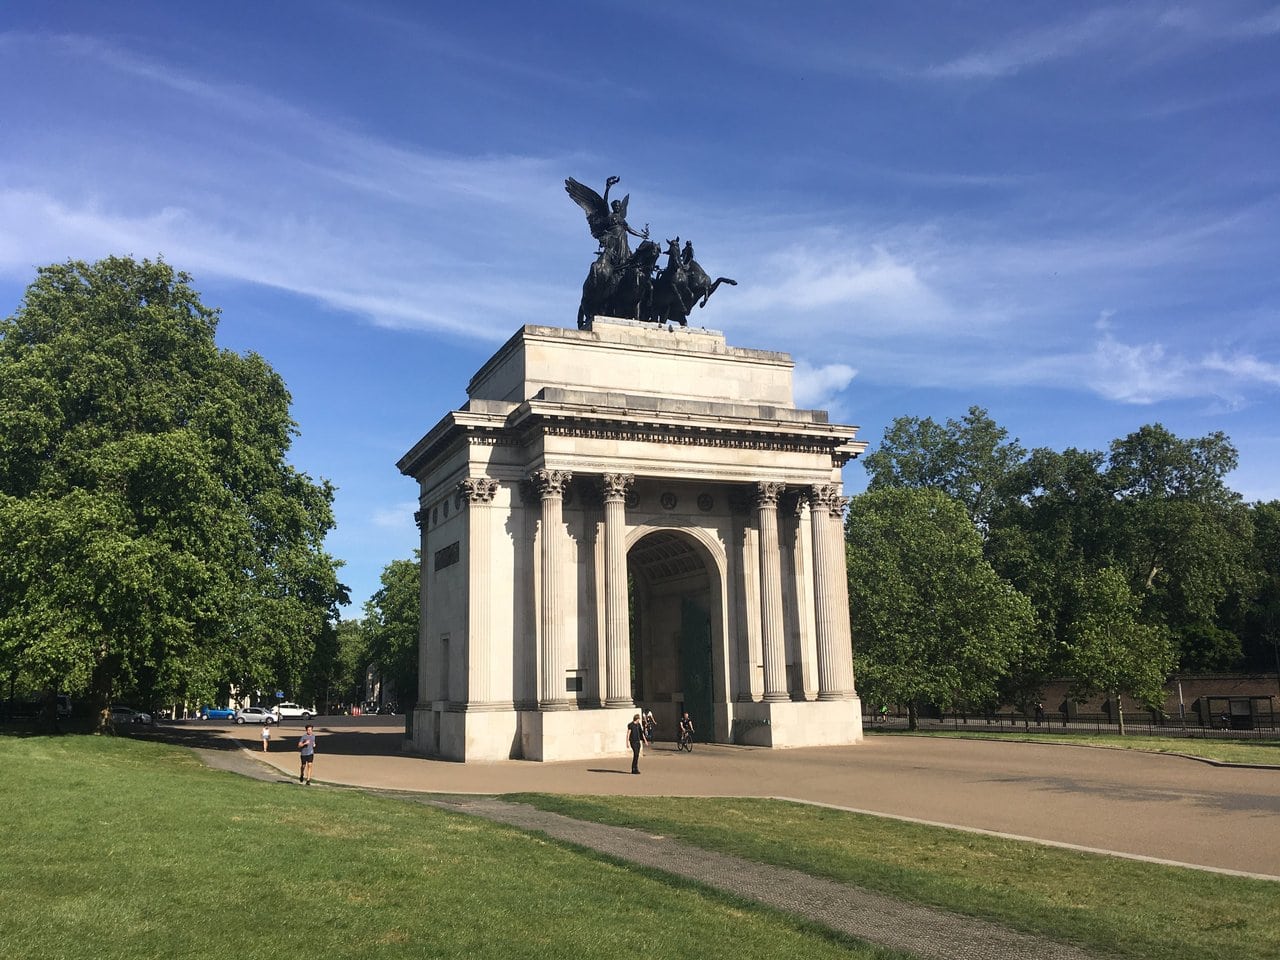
[677,727,693,752]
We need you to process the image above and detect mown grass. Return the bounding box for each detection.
[0,736,907,960]
[507,794,1280,960]
[869,728,1280,766]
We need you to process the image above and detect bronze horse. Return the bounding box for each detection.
[647,238,737,326]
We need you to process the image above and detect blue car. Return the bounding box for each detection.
[200,705,236,720]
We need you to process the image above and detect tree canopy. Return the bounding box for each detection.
[845,487,1036,728]
[0,257,346,719]
[863,405,1026,530]
[858,409,1270,722]
[363,553,420,709]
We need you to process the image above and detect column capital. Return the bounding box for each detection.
[810,484,850,518]
[754,481,785,508]
[529,468,573,498]
[456,477,499,508]
[600,473,635,502]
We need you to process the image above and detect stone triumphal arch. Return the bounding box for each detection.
[398,318,867,761]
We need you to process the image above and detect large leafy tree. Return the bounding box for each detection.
[1103,425,1254,669]
[363,554,420,709]
[1059,568,1175,733]
[1226,501,1280,675]
[863,405,1026,530]
[845,488,1036,728]
[0,257,346,722]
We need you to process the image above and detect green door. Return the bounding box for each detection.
[679,597,714,738]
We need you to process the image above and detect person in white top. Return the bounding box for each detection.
[260,724,271,752]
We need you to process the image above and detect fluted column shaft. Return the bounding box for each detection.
[829,494,858,697]
[602,474,635,707]
[413,507,431,705]
[460,478,499,704]
[534,469,572,709]
[810,485,845,699]
[756,482,788,702]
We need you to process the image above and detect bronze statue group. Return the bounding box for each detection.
[566,176,736,330]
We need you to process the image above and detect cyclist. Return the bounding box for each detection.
[678,712,694,749]
[642,708,657,742]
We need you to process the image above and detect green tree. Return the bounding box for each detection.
[863,406,1026,530]
[364,554,420,709]
[1228,501,1280,677]
[0,257,346,726]
[845,488,1036,729]
[1103,425,1254,669]
[1059,568,1175,734]
[316,618,372,712]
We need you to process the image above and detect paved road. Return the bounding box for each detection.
[196,719,1280,877]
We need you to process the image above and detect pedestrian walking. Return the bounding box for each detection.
[626,713,647,774]
[298,724,316,784]
[260,724,271,752]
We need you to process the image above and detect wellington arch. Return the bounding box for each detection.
[397,318,867,762]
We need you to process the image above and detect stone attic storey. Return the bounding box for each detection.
[399,318,866,762]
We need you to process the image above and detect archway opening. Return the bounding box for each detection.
[627,530,715,742]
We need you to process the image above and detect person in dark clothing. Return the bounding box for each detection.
[626,713,648,774]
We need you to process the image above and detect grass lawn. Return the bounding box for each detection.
[868,728,1280,766]
[0,735,905,960]
[508,794,1280,960]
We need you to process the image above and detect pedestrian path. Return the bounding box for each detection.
[192,744,1107,960]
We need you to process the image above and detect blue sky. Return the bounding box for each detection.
[3,1,1278,612]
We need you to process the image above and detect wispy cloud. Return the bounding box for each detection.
[927,3,1280,80]
[792,360,856,411]
[371,500,420,531]
[927,7,1138,79]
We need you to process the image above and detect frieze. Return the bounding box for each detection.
[541,422,842,457]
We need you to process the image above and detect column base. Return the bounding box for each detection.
[729,697,863,747]
[520,706,638,762]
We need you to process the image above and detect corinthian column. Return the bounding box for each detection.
[755,481,788,702]
[459,478,499,704]
[809,484,843,699]
[532,469,572,709]
[830,493,857,697]
[602,473,635,707]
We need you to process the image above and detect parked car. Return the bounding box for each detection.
[271,702,315,720]
[110,705,153,725]
[233,707,275,725]
[199,705,237,720]
[376,703,397,716]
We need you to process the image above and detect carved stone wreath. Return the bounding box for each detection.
[660,491,678,510]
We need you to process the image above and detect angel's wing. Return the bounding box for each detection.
[564,178,610,241]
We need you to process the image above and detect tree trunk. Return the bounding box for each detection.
[907,702,919,731]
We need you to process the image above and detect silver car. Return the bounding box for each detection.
[110,705,153,725]
[233,707,275,725]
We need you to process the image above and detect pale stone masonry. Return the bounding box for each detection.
[398,318,868,762]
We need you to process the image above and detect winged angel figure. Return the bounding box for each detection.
[564,176,649,268]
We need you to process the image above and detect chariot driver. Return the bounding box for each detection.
[565,175,649,268]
